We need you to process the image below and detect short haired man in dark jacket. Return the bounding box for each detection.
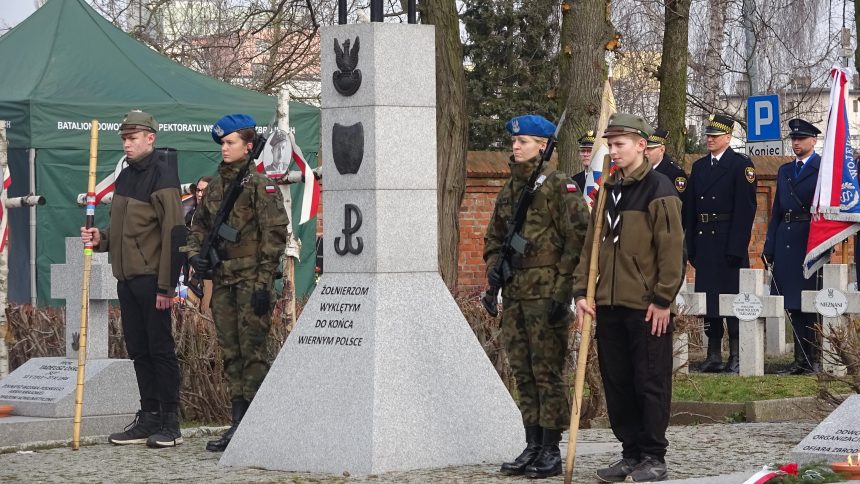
[574,113,684,482]
[81,110,184,448]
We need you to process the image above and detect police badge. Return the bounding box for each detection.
[674,176,687,192]
[745,166,756,183]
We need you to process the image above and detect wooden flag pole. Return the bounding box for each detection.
[72,120,99,450]
[564,154,611,484]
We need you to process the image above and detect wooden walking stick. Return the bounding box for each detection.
[564,154,611,484]
[72,120,99,450]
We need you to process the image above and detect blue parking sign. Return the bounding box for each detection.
[747,94,781,141]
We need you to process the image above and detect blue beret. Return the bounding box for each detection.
[211,114,257,144]
[505,115,556,138]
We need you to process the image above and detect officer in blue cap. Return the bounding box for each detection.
[684,114,757,374]
[485,114,590,479]
[186,114,290,452]
[763,118,822,374]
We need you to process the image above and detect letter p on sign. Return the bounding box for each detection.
[746,94,781,142]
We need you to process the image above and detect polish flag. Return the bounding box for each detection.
[93,155,128,204]
[802,65,860,278]
[0,166,11,252]
[583,79,616,208]
[287,131,320,225]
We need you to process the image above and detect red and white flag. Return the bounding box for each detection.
[287,131,320,225]
[0,166,12,252]
[803,65,860,277]
[93,155,128,204]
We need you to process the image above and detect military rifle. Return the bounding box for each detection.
[188,126,272,298]
[481,110,567,317]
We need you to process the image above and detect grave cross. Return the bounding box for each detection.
[801,264,860,376]
[674,283,709,374]
[718,269,785,376]
[50,237,117,359]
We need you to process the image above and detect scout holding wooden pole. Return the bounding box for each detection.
[72,120,99,450]
[563,154,611,484]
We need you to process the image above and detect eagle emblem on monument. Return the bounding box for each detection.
[333,37,362,96]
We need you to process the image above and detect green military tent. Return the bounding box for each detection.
[0,0,321,304]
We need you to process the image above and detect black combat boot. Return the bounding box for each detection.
[524,428,562,478]
[500,425,542,475]
[108,410,161,445]
[723,338,739,373]
[206,399,249,452]
[147,411,183,448]
[700,336,723,373]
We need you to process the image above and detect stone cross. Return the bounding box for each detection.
[50,237,117,359]
[718,269,785,376]
[801,264,860,376]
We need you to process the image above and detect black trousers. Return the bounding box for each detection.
[704,317,739,340]
[788,310,818,366]
[596,306,673,462]
[117,275,181,412]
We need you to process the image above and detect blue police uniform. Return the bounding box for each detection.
[763,118,822,374]
[684,114,757,373]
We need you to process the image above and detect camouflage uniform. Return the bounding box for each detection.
[484,156,590,430]
[186,157,289,400]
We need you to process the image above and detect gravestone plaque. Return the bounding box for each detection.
[792,395,860,463]
[732,293,763,321]
[0,238,137,419]
[815,288,849,317]
[221,22,523,475]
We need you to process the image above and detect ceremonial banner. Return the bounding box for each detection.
[803,65,860,277]
[583,80,617,206]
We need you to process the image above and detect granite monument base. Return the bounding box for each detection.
[220,272,524,475]
[0,413,136,447]
[0,357,138,418]
[791,394,860,463]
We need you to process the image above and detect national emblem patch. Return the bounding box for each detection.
[265,185,277,193]
[674,177,687,192]
[745,166,756,183]
[566,183,578,193]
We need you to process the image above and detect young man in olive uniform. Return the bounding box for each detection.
[572,130,596,191]
[186,114,290,452]
[763,118,822,374]
[683,115,757,374]
[81,110,185,448]
[484,114,590,479]
[575,113,684,482]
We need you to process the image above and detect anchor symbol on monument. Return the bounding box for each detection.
[334,204,363,255]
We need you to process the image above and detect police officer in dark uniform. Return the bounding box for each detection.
[572,131,596,191]
[646,129,688,201]
[684,114,757,374]
[763,118,822,375]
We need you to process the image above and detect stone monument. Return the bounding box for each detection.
[792,394,860,463]
[220,21,523,475]
[0,237,137,444]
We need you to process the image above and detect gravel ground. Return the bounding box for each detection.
[0,422,815,483]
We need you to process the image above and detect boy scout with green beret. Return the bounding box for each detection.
[574,113,684,482]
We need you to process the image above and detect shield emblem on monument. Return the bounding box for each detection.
[332,122,364,175]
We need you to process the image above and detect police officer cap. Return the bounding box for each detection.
[578,130,596,148]
[505,114,556,138]
[704,114,734,135]
[603,113,653,139]
[211,114,257,144]
[647,128,669,148]
[119,110,157,134]
[787,118,821,139]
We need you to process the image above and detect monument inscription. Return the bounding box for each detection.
[0,360,77,402]
[295,284,370,348]
[732,293,763,321]
[815,288,848,317]
[793,395,860,463]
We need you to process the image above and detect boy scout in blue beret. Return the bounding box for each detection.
[484,114,590,478]
[186,114,290,452]
[683,114,757,374]
[574,113,683,482]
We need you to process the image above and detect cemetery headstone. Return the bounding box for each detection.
[220,22,523,475]
[0,237,137,419]
[718,269,784,376]
[801,264,860,376]
[791,394,860,464]
[675,283,708,374]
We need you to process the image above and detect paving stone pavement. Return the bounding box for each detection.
[0,422,815,483]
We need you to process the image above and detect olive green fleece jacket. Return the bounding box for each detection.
[573,156,684,311]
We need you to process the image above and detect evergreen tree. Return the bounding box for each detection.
[462,0,560,151]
